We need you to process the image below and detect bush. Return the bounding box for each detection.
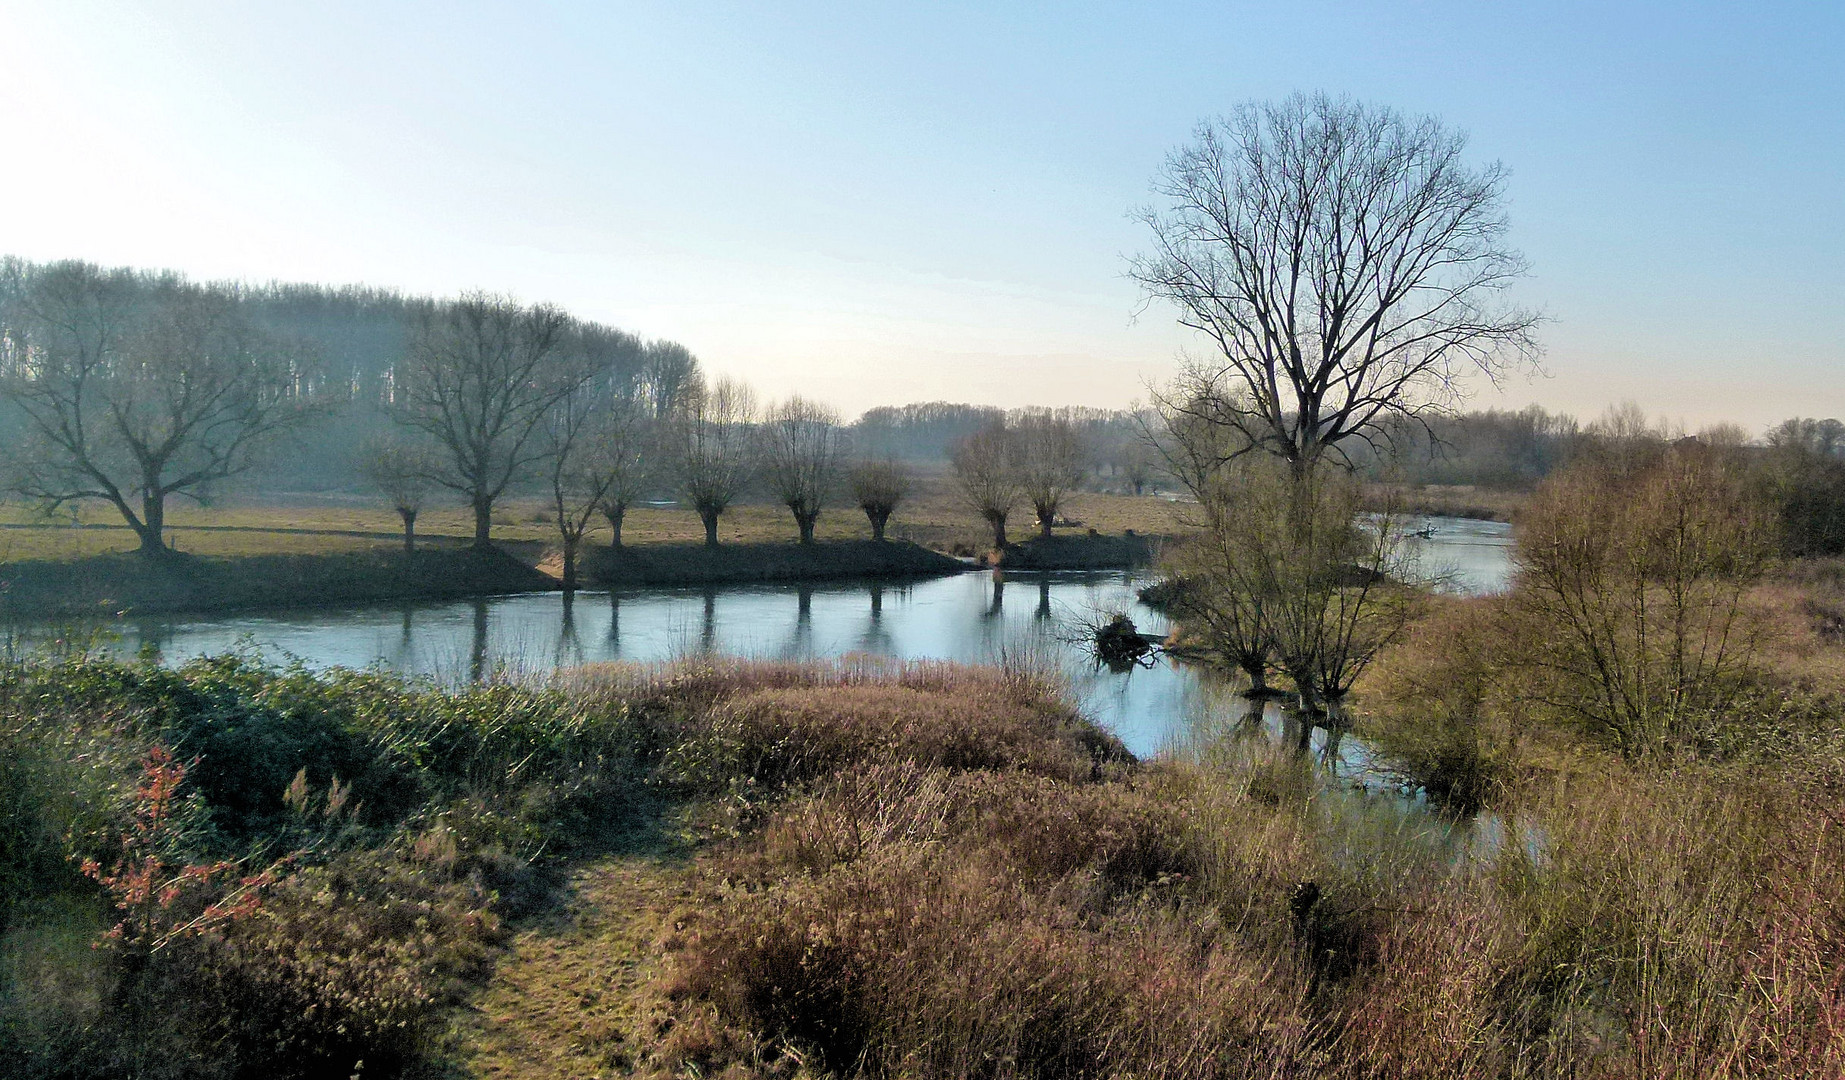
[1510,445,1772,758]
[1359,596,1521,812]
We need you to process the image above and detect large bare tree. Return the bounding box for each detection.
[761,396,846,544]
[669,375,757,547]
[1134,94,1539,475]
[0,261,322,554]
[394,293,582,549]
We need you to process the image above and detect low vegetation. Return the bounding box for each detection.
[3,584,1842,1079]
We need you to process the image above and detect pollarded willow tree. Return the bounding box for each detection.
[1012,414,1088,539]
[670,375,758,547]
[761,396,847,544]
[358,435,439,553]
[0,261,324,554]
[1134,94,1540,475]
[849,458,912,542]
[952,422,1020,550]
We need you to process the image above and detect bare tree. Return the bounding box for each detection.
[639,340,700,419]
[1012,414,1088,538]
[762,396,846,544]
[598,398,654,550]
[669,375,757,547]
[358,436,438,553]
[394,293,582,549]
[0,261,323,554]
[951,422,1020,550]
[538,385,628,594]
[1120,438,1157,496]
[1134,94,1540,476]
[849,458,912,542]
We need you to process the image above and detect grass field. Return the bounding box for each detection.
[0,469,1196,563]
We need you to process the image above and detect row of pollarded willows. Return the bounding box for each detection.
[4,645,1843,1077]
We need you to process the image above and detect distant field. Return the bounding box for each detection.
[0,470,1195,563]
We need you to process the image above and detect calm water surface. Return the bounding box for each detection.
[103,516,1513,759]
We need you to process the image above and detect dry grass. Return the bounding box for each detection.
[10,640,1844,1079]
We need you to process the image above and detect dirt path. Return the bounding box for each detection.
[456,856,694,1079]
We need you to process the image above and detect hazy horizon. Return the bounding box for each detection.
[2,1,1839,432]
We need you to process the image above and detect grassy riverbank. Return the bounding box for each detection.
[1,639,1840,1078]
[0,546,560,619]
[0,539,969,619]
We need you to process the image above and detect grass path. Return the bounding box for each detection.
[456,856,694,1080]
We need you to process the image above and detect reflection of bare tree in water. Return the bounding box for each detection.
[858,583,893,653]
[555,595,583,668]
[605,593,621,656]
[700,587,717,653]
[785,585,815,658]
[468,600,489,684]
[1036,578,1052,621]
[985,572,1005,618]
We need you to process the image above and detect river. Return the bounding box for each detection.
[74,516,1514,759]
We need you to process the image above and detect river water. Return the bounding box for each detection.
[88,517,1514,760]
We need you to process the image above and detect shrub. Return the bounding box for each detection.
[1359,596,1521,812]
[1510,445,1773,759]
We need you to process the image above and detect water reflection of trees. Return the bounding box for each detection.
[468,600,488,683]
[857,582,893,653]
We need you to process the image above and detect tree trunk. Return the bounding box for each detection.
[1037,503,1054,538]
[1241,656,1269,698]
[472,496,493,549]
[796,511,817,545]
[867,507,889,542]
[604,503,625,549]
[987,510,1008,550]
[400,509,417,554]
[562,537,578,594]
[700,508,720,547]
[136,488,166,553]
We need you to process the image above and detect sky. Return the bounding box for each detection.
[0,1,1840,430]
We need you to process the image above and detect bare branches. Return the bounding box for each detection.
[762,396,847,544]
[849,458,912,542]
[669,375,758,547]
[394,292,583,548]
[951,423,1021,550]
[1012,415,1088,539]
[357,435,439,552]
[0,260,325,552]
[1135,94,1540,472]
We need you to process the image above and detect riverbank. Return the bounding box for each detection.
[0,546,561,619]
[5,652,1841,1079]
[986,531,1158,570]
[0,539,974,620]
[588,538,966,586]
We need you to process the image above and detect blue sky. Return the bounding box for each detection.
[1,1,1840,428]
